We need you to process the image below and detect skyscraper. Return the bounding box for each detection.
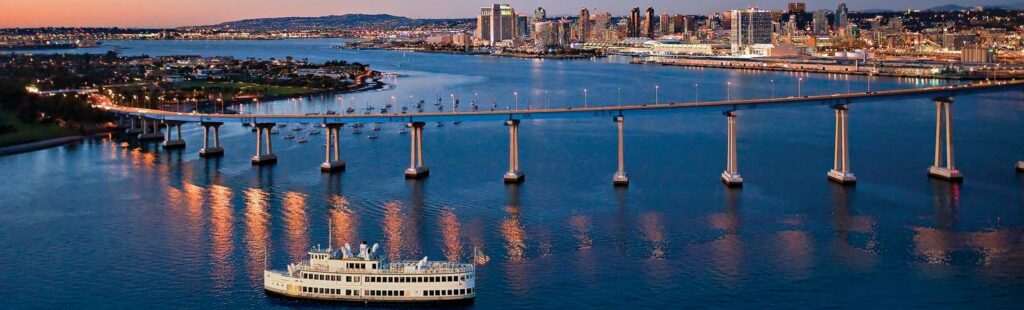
[578,7,591,43]
[628,7,641,38]
[787,2,806,14]
[476,4,518,45]
[834,1,849,30]
[534,7,546,22]
[659,13,671,35]
[644,7,655,38]
[730,8,772,54]
[812,11,828,34]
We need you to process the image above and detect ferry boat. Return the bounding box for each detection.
[264,241,476,304]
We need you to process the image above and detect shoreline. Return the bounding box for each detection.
[0,130,116,157]
[634,57,1021,81]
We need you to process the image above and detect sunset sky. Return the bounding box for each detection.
[0,0,1012,28]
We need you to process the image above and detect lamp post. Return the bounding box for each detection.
[583,88,588,108]
[450,93,456,112]
[798,77,803,97]
[617,87,622,107]
[770,79,775,98]
[513,91,519,110]
[694,83,699,103]
[655,85,660,105]
[726,81,732,101]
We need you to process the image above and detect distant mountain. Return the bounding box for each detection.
[191,14,467,31]
[925,4,974,11]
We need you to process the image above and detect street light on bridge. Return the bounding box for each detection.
[694,83,699,103]
[583,88,589,108]
[726,81,732,101]
[798,77,804,97]
[655,85,660,105]
[513,91,519,111]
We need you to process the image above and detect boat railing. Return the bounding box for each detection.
[291,262,474,275]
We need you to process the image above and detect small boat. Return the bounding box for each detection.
[264,241,476,304]
[435,122,444,127]
[353,128,363,135]
[284,134,296,139]
[271,129,281,135]
[367,133,379,140]
[372,124,382,131]
[399,128,409,135]
[278,124,288,128]
[309,130,321,135]
[453,121,462,126]
[297,137,309,143]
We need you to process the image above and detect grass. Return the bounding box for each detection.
[177,81,315,97]
[0,111,77,148]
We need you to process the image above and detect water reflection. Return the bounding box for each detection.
[282,191,309,262]
[440,207,463,262]
[829,184,879,270]
[708,189,743,284]
[382,201,407,260]
[638,212,666,260]
[243,188,270,285]
[329,195,357,247]
[209,184,234,289]
[912,181,1022,267]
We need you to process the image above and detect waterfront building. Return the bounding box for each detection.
[533,21,557,47]
[962,47,995,63]
[628,7,642,38]
[730,8,773,54]
[517,15,529,38]
[557,18,572,46]
[579,7,591,43]
[476,4,518,46]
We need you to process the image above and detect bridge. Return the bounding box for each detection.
[104,80,1024,186]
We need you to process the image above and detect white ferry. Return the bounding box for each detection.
[264,241,476,304]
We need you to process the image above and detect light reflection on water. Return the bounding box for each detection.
[2,40,1024,308]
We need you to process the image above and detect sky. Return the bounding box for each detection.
[0,0,1016,28]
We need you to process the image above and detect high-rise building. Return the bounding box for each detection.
[578,7,591,42]
[834,1,849,30]
[628,7,642,37]
[812,11,829,34]
[787,2,806,14]
[534,21,557,47]
[659,13,671,34]
[557,18,572,46]
[644,7,656,38]
[730,8,773,53]
[517,15,529,38]
[476,4,518,45]
[534,7,546,22]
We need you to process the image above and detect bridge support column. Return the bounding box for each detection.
[613,116,629,186]
[321,123,346,172]
[162,121,186,149]
[721,111,744,187]
[928,97,962,181]
[199,122,224,157]
[138,118,164,141]
[252,123,278,165]
[405,122,429,178]
[1018,160,1024,172]
[125,116,141,134]
[504,119,525,183]
[827,105,856,185]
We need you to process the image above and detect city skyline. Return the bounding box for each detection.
[1,0,1020,28]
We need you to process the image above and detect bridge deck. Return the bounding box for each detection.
[103,81,1024,124]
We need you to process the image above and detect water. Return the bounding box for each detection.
[2,39,1023,309]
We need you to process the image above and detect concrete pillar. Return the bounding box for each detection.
[613,116,629,186]
[721,111,743,187]
[199,122,224,157]
[828,105,856,185]
[321,124,345,172]
[504,119,525,183]
[405,122,429,178]
[252,123,278,165]
[138,118,164,141]
[125,116,141,134]
[162,121,186,149]
[928,97,962,181]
